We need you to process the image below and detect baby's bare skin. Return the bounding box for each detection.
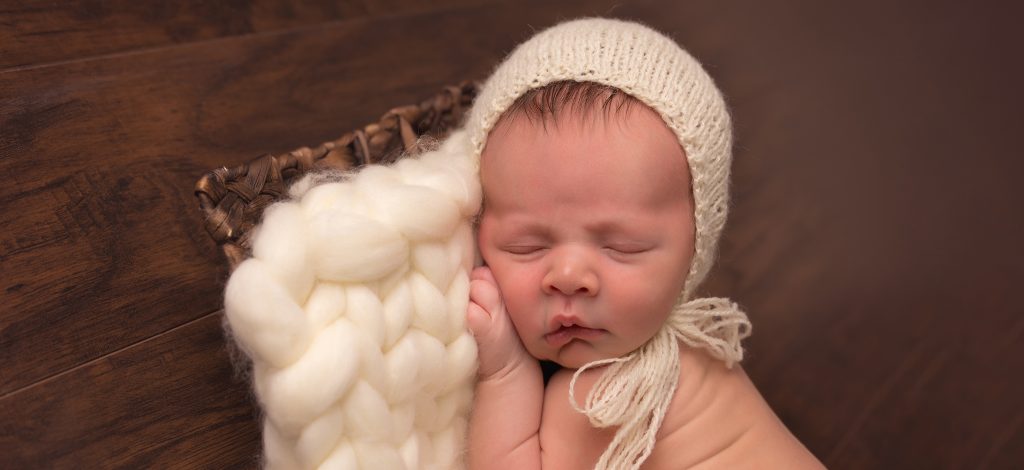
[541,345,823,469]
[467,266,823,469]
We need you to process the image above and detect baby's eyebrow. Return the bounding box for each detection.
[504,220,553,238]
[585,220,640,237]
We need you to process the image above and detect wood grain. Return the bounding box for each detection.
[0,311,261,468]
[0,0,500,70]
[0,0,619,410]
[686,2,1024,466]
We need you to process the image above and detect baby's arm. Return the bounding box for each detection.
[465,267,543,470]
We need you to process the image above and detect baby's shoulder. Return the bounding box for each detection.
[537,361,711,469]
[538,349,823,469]
[537,361,731,468]
[652,346,826,468]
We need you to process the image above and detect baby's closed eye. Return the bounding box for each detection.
[603,243,652,254]
[502,245,548,255]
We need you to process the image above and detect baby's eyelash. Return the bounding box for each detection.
[503,245,546,255]
[604,245,651,255]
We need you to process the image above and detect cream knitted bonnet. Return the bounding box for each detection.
[466,18,752,469]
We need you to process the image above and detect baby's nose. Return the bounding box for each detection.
[542,251,599,296]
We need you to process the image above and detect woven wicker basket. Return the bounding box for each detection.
[194,82,479,269]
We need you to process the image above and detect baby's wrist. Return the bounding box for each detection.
[477,350,541,385]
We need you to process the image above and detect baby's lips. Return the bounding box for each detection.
[544,325,606,348]
[547,312,590,332]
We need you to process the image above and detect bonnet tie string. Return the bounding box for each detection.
[568,297,752,470]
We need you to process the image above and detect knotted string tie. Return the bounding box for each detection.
[568,297,752,470]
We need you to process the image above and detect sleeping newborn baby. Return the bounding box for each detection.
[464,18,824,470]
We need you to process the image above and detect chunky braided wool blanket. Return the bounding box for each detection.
[224,130,481,469]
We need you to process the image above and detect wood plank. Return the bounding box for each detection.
[0,0,621,397]
[685,1,1024,467]
[0,0,501,70]
[0,311,262,468]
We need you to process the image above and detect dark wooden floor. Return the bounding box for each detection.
[2,1,1022,468]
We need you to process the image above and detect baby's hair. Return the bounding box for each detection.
[496,80,646,130]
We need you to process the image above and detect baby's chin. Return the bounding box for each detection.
[541,341,630,370]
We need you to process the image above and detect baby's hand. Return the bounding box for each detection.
[467,266,533,381]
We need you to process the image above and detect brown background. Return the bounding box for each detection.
[2,0,1022,468]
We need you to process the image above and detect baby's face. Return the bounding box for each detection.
[478,106,695,368]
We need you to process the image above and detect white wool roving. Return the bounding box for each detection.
[224,130,481,470]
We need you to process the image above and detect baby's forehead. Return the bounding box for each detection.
[481,99,692,213]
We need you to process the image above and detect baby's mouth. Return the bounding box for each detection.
[544,323,605,348]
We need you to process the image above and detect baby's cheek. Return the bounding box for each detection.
[487,259,530,293]
[499,286,528,321]
[489,261,544,326]
[502,293,539,336]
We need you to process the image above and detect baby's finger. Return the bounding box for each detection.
[466,301,491,337]
[467,299,522,379]
[469,278,502,314]
[470,266,496,284]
